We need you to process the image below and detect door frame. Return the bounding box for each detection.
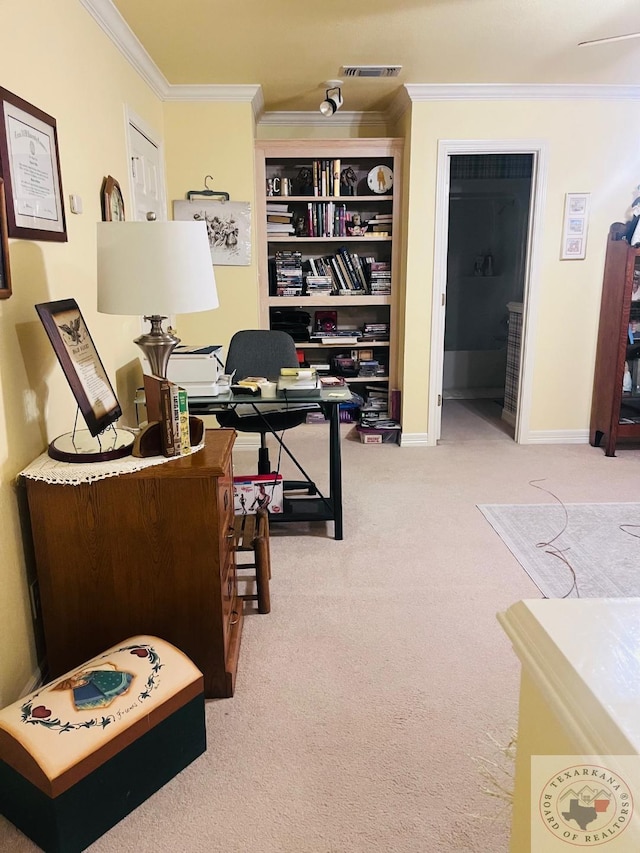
[124,105,167,221]
[428,139,548,444]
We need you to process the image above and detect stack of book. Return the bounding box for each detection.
[310,328,362,345]
[361,322,390,341]
[367,213,393,236]
[365,259,392,294]
[358,387,401,431]
[274,250,303,296]
[277,367,321,397]
[304,274,333,296]
[267,202,294,236]
[357,359,383,378]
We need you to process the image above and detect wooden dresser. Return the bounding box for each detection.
[24,429,242,698]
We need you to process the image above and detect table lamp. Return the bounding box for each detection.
[97,220,218,378]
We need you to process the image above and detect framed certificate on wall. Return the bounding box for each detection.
[0,87,67,241]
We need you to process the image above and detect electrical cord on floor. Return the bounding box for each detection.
[620,523,640,540]
[528,478,580,599]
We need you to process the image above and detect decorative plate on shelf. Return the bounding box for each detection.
[367,165,393,195]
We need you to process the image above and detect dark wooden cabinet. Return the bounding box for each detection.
[24,429,242,698]
[590,223,640,456]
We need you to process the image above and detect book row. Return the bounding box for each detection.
[266,202,393,238]
[270,250,391,296]
[143,375,192,458]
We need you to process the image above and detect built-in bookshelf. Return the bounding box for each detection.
[255,139,403,417]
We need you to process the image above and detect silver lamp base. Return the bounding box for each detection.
[135,315,180,378]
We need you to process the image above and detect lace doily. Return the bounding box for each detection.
[19,443,205,485]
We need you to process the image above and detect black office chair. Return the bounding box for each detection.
[216,330,313,482]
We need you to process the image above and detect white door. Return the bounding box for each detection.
[126,111,167,222]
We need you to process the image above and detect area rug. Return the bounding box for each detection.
[478,502,640,599]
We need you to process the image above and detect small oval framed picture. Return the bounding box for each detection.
[0,178,12,299]
[101,175,126,222]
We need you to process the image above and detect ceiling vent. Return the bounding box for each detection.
[340,65,402,78]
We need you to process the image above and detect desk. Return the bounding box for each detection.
[188,387,351,540]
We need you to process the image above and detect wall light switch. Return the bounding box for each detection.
[69,194,83,214]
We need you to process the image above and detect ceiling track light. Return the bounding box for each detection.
[319,80,343,117]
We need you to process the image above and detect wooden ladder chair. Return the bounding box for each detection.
[232,508,271,614]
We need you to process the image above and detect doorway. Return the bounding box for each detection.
[428,139,548,446]
[442,154,533,440]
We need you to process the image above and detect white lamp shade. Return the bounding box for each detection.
[97,221,218,316]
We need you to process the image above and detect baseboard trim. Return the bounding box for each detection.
[524,429,590,444]
[399,432,430,447]
[232,433,260,451]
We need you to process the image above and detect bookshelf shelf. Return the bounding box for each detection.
[256,138,403,432]
[302,340,390,349]
[266,195,393,203]
[345,375,389,384]
[265,236,393,243]
[267,294,392,307]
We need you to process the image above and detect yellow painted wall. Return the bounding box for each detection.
[0,0,163,704]
[163,102,258,350]
[402,99,640,436]
[257,120,390,141]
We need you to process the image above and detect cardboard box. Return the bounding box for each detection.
[233,474,283,515]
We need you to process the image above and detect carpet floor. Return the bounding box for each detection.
[4,400,640,852]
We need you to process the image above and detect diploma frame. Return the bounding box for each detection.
[0,87,67,242]
[0,179,11,299]
[35,299,122,436]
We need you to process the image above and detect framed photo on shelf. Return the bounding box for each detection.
[35,298,122,437]
[561,192,590,260]
[0,87,67,241]
[0,178,11,299]
[101,175,125,222]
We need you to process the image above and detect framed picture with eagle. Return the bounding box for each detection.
[35,298,122,437]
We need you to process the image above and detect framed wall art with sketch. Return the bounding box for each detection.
[173,199,251,265]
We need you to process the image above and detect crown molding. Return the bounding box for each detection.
[81,0,264,117]
[404,83,640,101]
[386,88,412,124]
[80,0,169,98]
[163,84,263,107]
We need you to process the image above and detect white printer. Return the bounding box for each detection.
[144,344,224,397]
